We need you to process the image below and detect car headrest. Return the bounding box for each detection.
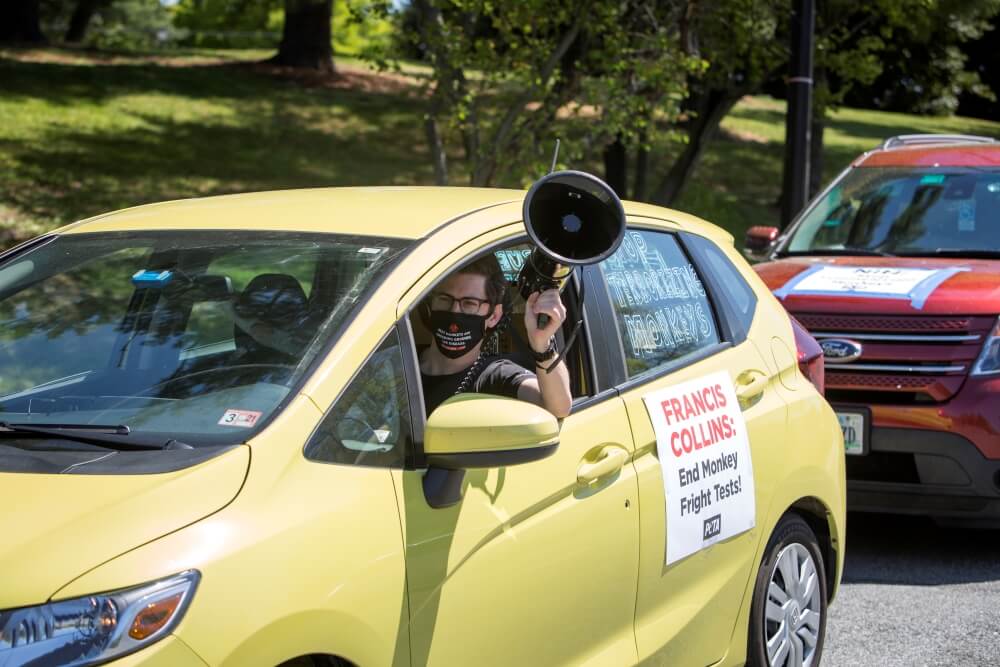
[235,273,307,323]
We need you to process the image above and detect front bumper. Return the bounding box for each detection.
[845,425,1000,526]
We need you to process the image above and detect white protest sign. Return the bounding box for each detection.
[791,266,938,296]
[643,371,756,565]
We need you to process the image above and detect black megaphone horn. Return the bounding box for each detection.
[517,170,627,327]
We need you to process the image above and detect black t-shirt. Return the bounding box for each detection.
[421,356,534,415]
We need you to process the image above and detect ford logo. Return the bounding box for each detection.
[819,338,863,363]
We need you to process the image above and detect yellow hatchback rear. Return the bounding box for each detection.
[0,187,844,667]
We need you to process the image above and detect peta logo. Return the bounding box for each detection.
[820,338,863,363]
[703,514,722,540]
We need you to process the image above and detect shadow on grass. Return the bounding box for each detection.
[731,105,1000,146]
[0,54,433,238]
[0,57,269,107]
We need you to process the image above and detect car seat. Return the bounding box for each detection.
[233,273,309,364]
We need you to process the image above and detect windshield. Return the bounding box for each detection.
[782,167,1000,256]
[0,231,409,446]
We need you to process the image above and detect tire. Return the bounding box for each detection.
[747,513,828,667]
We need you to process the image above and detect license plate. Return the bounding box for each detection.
[836,410,867,455]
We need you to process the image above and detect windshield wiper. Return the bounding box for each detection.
[0,422,190,451]
[895,249,1000,259]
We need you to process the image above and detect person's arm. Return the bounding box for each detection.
[516,289,572,418]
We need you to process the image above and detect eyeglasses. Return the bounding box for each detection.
[429,291,491,315]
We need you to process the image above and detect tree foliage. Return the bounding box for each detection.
[36,0,173,48]
[835,0,1000,115]
[362,0,701,188]
[0,0,47,43]
[957,23,1000,120]
[649,0,790,205]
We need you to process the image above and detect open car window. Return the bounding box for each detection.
[406,240,596,410]
[0,231,409,447]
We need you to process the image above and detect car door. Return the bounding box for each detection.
[593,225,787,666]
[390,235,641,667]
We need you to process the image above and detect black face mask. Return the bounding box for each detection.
[430,310,488,359]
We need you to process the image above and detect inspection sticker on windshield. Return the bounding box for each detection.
[774,265,967,309]
[218,409,262,428]
[643,371,756,565]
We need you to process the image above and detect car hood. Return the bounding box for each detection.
[0,445,249,609]
[755,256,1000,315]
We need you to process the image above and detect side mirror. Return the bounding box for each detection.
[743,225,780,262]
[421,394,560,509]
[424,394,559,469]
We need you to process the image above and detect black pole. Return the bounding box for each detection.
[781,0,815,228]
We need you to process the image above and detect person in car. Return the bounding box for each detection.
[419,255,572,418]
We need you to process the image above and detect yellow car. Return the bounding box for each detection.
[0,185,844,667]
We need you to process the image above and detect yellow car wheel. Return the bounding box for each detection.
[748,514,828,667]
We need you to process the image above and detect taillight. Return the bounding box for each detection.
[790,316,824,394]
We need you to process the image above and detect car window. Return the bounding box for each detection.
[407,241,597,403]
[181,246,320,358]
[0,244,151,397]
[0,231,408,447]
[683,232,757,344]
[305,330,411,468]
[599,229,720,378]
[783,167,1000,255]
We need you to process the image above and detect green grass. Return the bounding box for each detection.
[0,47,435,242]
[1,47,999,248]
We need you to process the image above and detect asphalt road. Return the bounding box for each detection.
[824,513,1000,666]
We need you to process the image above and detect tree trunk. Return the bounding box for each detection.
[65,0,105,43]
[808,69,828,199]
[603,136,628,199]
[0,0,46,43]
[650,88,741,206]
[809,108,825,199]
[633,133,649,201]
[425,113,448,185]
[271,0,334,71]
[413,0,471,185]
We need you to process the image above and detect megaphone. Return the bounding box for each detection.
[517,170,627,327]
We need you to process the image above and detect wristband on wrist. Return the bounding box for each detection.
[532,338,558,366]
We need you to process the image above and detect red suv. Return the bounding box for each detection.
[747,134,1000,527]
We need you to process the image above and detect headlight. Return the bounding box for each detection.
[972,317,1000,376]
[0,570,199,667]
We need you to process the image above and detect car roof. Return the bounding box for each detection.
[59,187,523,240]
[854,143,1000,168]
[56,186,734,245]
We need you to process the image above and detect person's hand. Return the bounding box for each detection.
[525,289,566,353]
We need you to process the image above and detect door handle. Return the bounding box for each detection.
[735,371,768,402]
[577,446,629,484]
